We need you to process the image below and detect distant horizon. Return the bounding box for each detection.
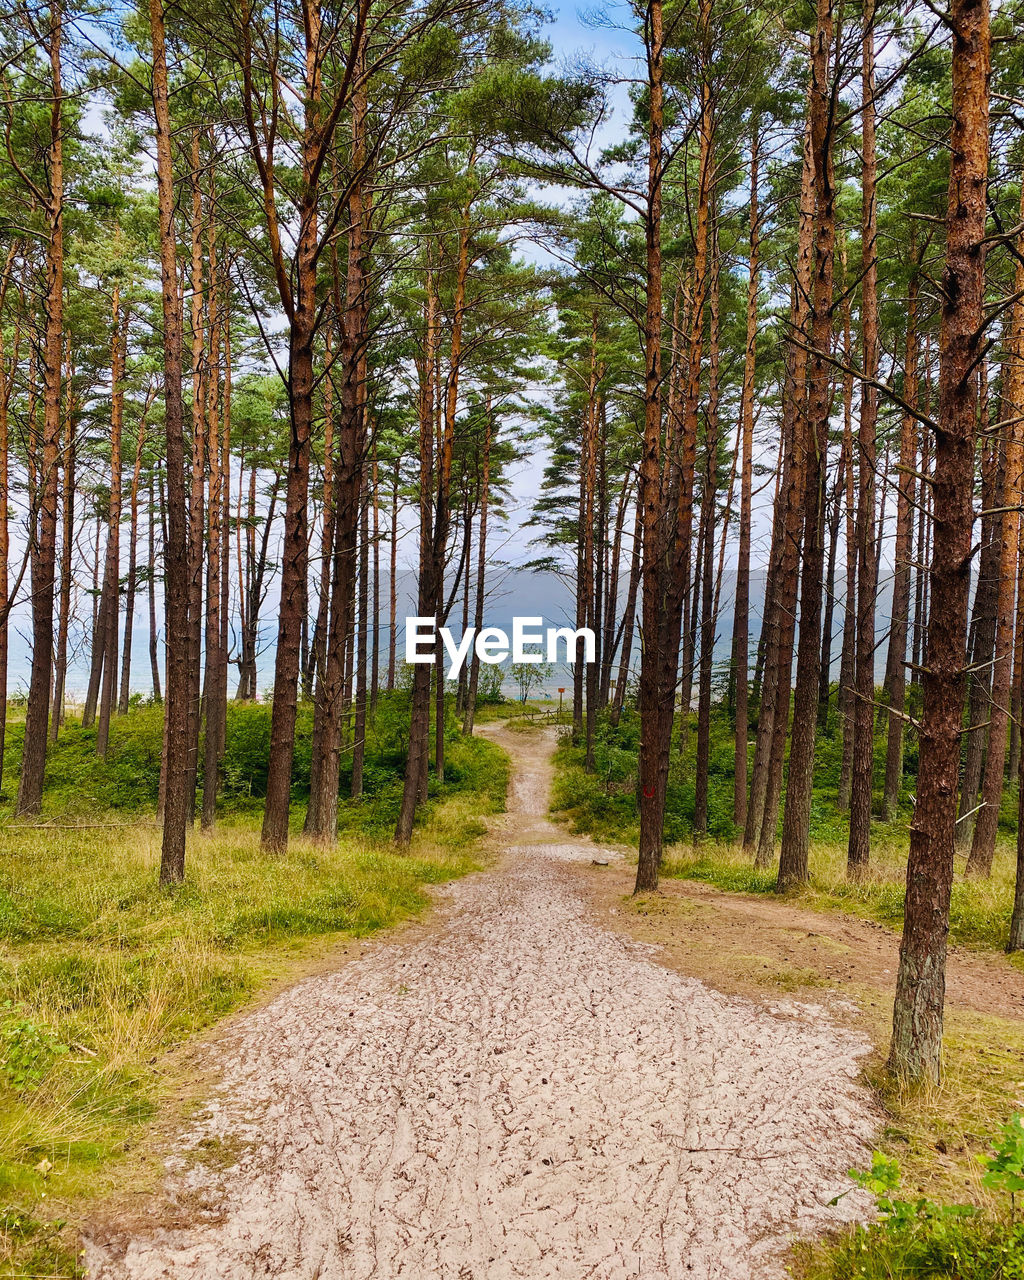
[14,561,905,702]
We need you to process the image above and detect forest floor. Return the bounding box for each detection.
[83,725,880,1280]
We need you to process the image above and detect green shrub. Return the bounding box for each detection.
[802,1127,1024,1279]
[0,1010,68,1092]
[550,708,738,843]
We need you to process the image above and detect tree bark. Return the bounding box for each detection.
[744,368,792,853]
[582,324,599,770]
[151,0,194,883]
[636,0,710,891]
[387,455,399,691]
[747,116,814,862]
[257,0,365,850]
[120,404,149,713]
[777,0,836,890]
[370,440,380,713]
[148,472,162,702]
[847,6,879,878]
[968,186,1024,877]
[600,469,630,710]
[396,263,438,845]
[309,326,335,700]
[351,429,370,799]
[732,125,759,829]
[202,240,226,830]
[0,256,16,794]
[889,0,989,1081]
[956,414,1000,848]
[837,285,857,809]
[305,91,369,841]
[881,265,919,818]
[1010,530,1024,784]
[97,290,126,758]
[184,135,206,819]
[817,460,843,729]
[463,407,491,735]
[17,3,63,817]
[51,347,74,741]
[694,214,721,837]
[612,498,642,725]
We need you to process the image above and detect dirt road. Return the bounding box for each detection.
[85,725,877,1279]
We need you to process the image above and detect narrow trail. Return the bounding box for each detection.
[85,725,877,1280]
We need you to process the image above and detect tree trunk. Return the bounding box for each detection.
[202,242,225,830]
[678,515,701,762]
[612,498,642,725]
[889,0,989,1081]
[370,441,380,713]
[837,286,857,810]
[582,324,599,770]
[387,456,399,691]
[260,1,339,850]
[817,460,843,729]
[220,290,232,717]
[694,215,721,837]
[634,0,670,893]
[463,408,491,735]
[847,7,880,878]
[308,326,335,701]
[0,257,15,794]
[1010,526,1024,784]
[956,421,1001,848]
[881,265,919,819]
[747,116,814,862]
[430,218,471,788]
[397,188,471,841]
[911,358,932,684]
[351,458,370,799]
[97,291,126,758]
[600,470,630,709]
[305,121,369,842]
[636,0,710,891]
[184,137,206,821]
[17,4,63,816]
[148,472,162,702]
[151,0,194,883]
[51,350,74,741]
[744,376,792,853]
[396,263,438,846]
[777,0,836,890]
[120,406,148,714]
[968,187,1024,877]
[1009,226,1024,945]
[732,125,759,828]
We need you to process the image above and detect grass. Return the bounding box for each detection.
[661,837,1022,955]
[795,1208,1024,1279]
[0,704,508,1277]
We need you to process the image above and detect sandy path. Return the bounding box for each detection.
[85,725,877,1280]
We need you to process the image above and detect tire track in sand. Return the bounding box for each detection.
[84,724,877,1280]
